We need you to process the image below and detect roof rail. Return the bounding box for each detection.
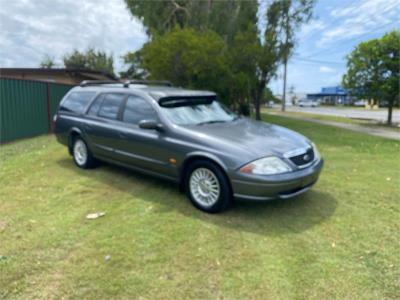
[80,80,120,87]
[123,80,173,88]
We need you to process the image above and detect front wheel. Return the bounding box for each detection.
[185,160,232,213]
[72,137,97,169]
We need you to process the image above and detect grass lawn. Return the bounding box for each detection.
[1,115,399,299]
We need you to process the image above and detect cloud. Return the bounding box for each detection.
[319,66,335,73]
[299,19,326,37]
[317,0,399,47]
[0,0,148,72]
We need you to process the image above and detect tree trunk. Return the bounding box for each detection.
[255,90,261,120]
[387,100,393,125]
[254,80,266,120]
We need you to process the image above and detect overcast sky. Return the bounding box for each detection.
[0,0,147,72]
[0,0,399,93]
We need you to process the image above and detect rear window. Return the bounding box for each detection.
[60,92,96,114]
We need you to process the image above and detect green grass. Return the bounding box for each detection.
[263,109,400,132]
[1,115,399,299]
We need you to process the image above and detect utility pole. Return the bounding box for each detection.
[282,58,287,112]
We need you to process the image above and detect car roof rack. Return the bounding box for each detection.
[123,80,173,88]
[79,79,173,88]
[80,80,121,87]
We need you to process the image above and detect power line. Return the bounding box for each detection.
[292,57,345,65]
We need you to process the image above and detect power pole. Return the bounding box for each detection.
[282,58,287,112]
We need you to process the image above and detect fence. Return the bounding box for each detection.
[0,78,73,143]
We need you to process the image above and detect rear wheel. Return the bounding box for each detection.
[185,160,232,213]
[72,137,97,169]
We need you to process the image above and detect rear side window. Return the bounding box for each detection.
[87,94,105,116]
[122,96,157,124]
[60,92,96,114]
[98,94,126,120]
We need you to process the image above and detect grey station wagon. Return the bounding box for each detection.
[55,80,323,213]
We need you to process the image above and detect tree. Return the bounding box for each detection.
[63,48,115,76]
[343,31,400,125]
[124,0,258,44]
[229,25,261,112]
[123,0,258,109]
[123,0,315,119]
[264,87,278,103]
[134,28,230,103]
[251,1,284,120]
[120,50,148,79]
[234,0,315,120]
[276,0,314,112]
[40,54,55,68]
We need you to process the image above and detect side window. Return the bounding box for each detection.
[98,94,126,120]
[122,96,158,124]
[60,92,96,114]
[87,94,104,116]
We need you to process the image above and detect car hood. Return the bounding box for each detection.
[180,117,311,161]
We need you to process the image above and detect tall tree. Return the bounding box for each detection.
[63,48,115,76]
[251,0,314,119]
[276,0,314,112]
[343,31,400,125]
[137,28,231,102]
[124,0,258,44]
[229,24,261,112]
[123,0,315,119]
[123,0,259,108]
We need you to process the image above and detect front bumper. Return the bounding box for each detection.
[231,158,324,201]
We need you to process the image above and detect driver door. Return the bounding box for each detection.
[115,95,175,177]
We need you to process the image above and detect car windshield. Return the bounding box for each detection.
[160,99,238,125]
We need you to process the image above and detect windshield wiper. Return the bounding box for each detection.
[196,120,228,126]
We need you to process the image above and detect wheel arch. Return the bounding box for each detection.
[68,127,83,155]
[179,152,231,192]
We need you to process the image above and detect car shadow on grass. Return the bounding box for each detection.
[57,158,337,236]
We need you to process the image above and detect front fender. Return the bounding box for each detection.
[182,151,229,172]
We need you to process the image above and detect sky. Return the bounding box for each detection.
[0,0,399,94]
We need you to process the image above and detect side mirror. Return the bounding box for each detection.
[138,119,163,131]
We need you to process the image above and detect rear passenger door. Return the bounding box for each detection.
[83,93,127,159]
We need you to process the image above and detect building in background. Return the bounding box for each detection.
[307,86,350,105]
[0,68,116,85]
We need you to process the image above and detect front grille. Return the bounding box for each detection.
[289,148,314,167]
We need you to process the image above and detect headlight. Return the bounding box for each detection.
[311,142,321,161]
[239,156,292,175]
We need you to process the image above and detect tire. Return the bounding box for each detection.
[185,160,232,213]
[72,137,97,169]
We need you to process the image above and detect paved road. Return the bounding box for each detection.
[285,106,400,123]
